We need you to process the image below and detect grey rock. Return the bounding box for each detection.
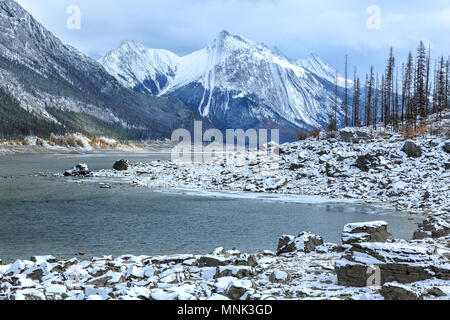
[64,164,92,177]
[26,268,44,281]
[427,287,446,297]
[269,270,292,284]
[444,142,450,154]
[342,221,393,245]
[113,159,130,171]
[197,256,229,267]
[289,163,303,170]
[354,155,376,172]
[339,130,357,143]
[402,141,422,158]
[234,255,258,267]
[216,266,254,279]
[335,241,449,287]
[380,283,422,300]
[413,216,450,239]
[86,275,113,287]
[226,284,248,300]
[277,232,324,255]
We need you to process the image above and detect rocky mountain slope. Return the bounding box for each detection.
[0,0,206,139]
[100,31,351,141]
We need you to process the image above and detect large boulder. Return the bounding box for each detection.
[342,221,393,245]
[225,283,248,300]
[380,283,422,300]
[269,270,292,284]
[335,241,450,287]
[443,141,450,154]
[277,232,324,255]
[197,255,230,267]
[402,141,422,158]
[113,159,130,171]
[64,163,92,177]
[354,154,377,172]
[413,216,450,240]
[215,266,254,279]
[339,129,357,143]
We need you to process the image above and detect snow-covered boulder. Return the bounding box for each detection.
[342,221,393,245]
[215,266,254,279]
[263,177,287,191]
[64,163,92,177]
[413,216,450,239]
[380,283,422,300]
[335,241,450,287]
[197,255,230,267]
[277,232,324,255]
[269,270,291,284]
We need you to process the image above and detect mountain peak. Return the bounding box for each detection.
[218,30,232,39]
[211,30,251,48]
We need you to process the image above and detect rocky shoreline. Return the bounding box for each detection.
[0,221,448,300]
[2,118,449,300]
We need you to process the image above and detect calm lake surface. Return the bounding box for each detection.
[0,153,421,263]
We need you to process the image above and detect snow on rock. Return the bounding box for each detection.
[0,233,448,301]
[87,115,450,217]
[335,239,450,287]
[277,232,324,255]
[380,282,423,300]
[413,216,450,240]
[342,221,393,245]
[64,163,92,177]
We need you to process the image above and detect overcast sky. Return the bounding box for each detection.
[16,0,450,75]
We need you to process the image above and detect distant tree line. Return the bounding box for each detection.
[328,41,449,132]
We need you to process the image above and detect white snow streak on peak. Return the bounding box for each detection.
[296,54,337,82]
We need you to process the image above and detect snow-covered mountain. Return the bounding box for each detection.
[0,0,204,139]
[100,31,351,140]
[99,31,352,137]
[296,54,337,84]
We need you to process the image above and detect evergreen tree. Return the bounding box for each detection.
[365,66,374,126]
[373,73,379,129]
[344,55,349,127]
[415,41,428,120]
[384,47,395,127]
[352,72,361,127]
[404,52,415,127]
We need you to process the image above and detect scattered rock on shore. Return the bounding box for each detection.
[335,240,450,287]
[64,163,92,177]
[277,232,324,255]
[380,283,422,300]
[342,221,393,245]
[413,216,450,239]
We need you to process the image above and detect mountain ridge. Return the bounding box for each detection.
[0,0,207,139]
[100,30,350,141]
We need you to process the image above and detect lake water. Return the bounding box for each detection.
[0,153,421,263]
